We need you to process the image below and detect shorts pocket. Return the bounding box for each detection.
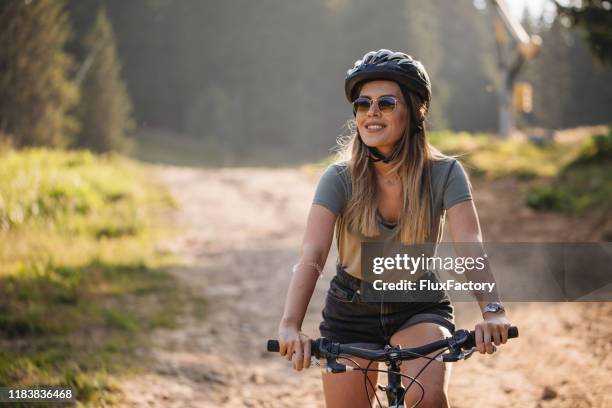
[327,276,360,303]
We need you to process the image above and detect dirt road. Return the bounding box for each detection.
[117,166,611,408]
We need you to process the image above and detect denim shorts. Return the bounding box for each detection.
[319,265,455,347]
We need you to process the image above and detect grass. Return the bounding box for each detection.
[427,130,583,180]
[525,128,612,215]
[430,127,612,215]
[0,148,201,406]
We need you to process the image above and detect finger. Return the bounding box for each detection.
[285,341,295,362]
[294,342,304,371]
[303,339,312,369]
[483,325,494,354]
[492,327,502,346]
[501,324,509,344]
[475,325,485,354]
[279,341,287,356]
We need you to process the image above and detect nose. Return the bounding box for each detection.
[367,101,382,117]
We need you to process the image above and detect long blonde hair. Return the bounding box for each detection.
[336,88,447,244]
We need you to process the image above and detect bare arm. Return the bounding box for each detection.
[281,203,336,327]
[447,199,511,354]
[446,199,500,310]
[278,203,336,370]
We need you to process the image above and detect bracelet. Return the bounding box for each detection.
[292,262,323,277]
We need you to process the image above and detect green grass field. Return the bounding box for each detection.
[0,148,201,405]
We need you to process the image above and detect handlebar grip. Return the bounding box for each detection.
[267,339,321,357]
[464,325,519,349]
[267,340,280,352]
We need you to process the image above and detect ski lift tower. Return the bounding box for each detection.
[490,0,541,137]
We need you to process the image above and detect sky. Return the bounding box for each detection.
[506,0,548,19]
[497,0,562,26]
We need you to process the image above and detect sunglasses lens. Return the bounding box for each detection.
[378,96,397,113]
[352,98,371,114]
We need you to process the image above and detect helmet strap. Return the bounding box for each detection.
[365,145,391,163]
[360,133,406,164]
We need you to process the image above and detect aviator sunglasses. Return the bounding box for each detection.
[352,95,404,115]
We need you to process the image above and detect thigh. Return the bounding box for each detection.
[321,355,380,408]
[389,323,452,407]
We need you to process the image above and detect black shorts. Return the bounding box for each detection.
[319,266,455,347]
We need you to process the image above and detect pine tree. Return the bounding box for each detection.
[0,0,78,147]
[76,7,133,153]
[404,0,447,130]
[529,17,572,129]
[557,0,612,66]
[436,0,499,132]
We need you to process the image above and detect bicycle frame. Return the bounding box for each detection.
[382,359,406,408]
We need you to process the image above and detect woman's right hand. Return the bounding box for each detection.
[278,322,312,371]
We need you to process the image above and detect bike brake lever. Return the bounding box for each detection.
[463,348,475,360]
[325,361,356,373]
[437,349,475,362]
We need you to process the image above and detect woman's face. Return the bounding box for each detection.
[355,80,409,155]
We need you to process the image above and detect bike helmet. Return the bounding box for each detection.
[345,49,432,163]
[345,49,431,108]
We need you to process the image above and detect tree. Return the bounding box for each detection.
[0,0,78,147]
[76,7,133,153]
[556,0,612,65]
[435,0,499,132]
[530,17,573,129]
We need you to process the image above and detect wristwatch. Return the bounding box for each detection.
[482,302,505,316]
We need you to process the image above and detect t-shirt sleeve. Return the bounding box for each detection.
[312,164,349,216]
[443,159,473,210]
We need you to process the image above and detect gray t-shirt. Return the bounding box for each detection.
[312,158,473,278]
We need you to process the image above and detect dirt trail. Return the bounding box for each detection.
[117,166,611,408]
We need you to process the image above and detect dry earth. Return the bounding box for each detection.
[116,166,612,408]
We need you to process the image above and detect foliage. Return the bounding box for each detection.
[0,0,79,148]
[428,131,581,180]
[1,1,611,161]
[526,127,612,214]
[76,8,134,153]
[572,128,612,164]
[0,149,170,233]
[0,148,193,405]
[556,0,612,66]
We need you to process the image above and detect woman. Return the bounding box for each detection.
[277,50,511,407]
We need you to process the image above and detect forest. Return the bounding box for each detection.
[1,0,611,163]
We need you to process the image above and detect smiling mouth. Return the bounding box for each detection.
[365,124,386,131]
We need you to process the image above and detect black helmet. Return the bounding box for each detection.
[345,49,431,108]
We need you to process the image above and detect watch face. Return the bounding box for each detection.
[486,303,502,313]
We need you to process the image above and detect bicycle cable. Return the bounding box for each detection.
[363,358,383,408]
[317,350,435,408]
[336,354,427,408]
[400,349,447,407]
[335,355,384,408]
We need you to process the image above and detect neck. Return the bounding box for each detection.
[373,160,397,177]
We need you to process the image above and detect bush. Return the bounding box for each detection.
[526,186,569,211]
[572,127,612,164]
[0,148,188,405]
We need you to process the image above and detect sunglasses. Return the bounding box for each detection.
[352,96,403,115]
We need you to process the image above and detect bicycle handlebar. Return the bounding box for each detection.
[267,326,518,362]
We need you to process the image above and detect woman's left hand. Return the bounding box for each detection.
[474,313,511,354]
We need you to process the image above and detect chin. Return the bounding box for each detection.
[360,132,391,147]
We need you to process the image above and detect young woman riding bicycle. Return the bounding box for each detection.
[277,49,512,408]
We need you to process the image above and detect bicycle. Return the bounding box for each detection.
[267,326,518,408]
